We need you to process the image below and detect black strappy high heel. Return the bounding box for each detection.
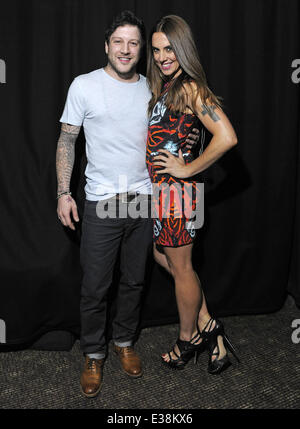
[161,328,205,369]
[201,318,240,375]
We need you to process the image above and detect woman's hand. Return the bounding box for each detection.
[153,149,192,178]
[186,128,200,150]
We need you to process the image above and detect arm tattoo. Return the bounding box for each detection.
[201,104,220,122]
[56,123,81,195]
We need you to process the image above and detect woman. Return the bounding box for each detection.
[146,15,239,374]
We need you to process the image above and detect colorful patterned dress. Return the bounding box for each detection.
[146,87,204,248]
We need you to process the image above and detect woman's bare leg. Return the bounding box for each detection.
[153,243,224,361]
[160,244,205,361]
[154,243,211,332]
[153,244,172,274]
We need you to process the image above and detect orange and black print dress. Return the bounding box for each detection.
[146,89,204,248]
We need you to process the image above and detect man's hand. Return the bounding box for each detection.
[57,194,79,230]
[153,149,192,179]
[185,128,200,150]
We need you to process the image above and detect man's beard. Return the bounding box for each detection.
[108,57,138,80]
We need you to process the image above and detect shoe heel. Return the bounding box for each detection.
[193,350,198,364]
[223,334,240,363]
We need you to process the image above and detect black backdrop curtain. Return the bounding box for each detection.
[0,0,299,346]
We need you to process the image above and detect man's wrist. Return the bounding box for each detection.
[57,191,72,200]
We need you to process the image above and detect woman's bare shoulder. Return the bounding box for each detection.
[182,79,199,93]
[182,80,204,111]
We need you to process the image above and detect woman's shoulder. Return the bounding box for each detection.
[182,79,200,96]
[181,79,204,110]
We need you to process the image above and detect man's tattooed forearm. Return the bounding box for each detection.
[61,123,81,135]
[201,104,220,122]
[56,124,80,195]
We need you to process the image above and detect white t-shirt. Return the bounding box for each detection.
[60,68,152,201]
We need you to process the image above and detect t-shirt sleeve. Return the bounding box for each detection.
[59,78,85,126]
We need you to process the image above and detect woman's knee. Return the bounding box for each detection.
[165,256,193,278]
[172,264,194,279]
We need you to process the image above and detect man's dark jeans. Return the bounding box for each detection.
[80,198,152,357]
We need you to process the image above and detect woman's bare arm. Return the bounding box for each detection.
[154,83,238,178]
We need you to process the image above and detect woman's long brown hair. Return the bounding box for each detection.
[147,15,222,116]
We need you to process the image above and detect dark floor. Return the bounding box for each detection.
[0,295,300,409]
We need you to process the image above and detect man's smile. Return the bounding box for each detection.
[118,57,131,64]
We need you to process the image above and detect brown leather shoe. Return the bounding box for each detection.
[80,356,104,398]
[113,345,143,378]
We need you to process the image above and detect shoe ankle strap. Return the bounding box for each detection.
[176,338,191,352]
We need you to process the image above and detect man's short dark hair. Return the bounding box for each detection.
[105,10,146,46]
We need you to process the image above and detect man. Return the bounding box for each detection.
[56,10,198,398]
